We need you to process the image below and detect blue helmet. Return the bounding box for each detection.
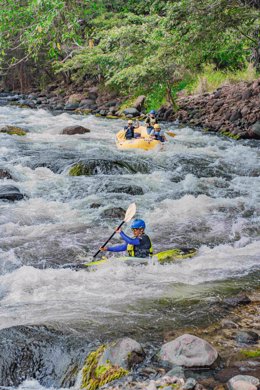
[150,110,156,115]
[131,219,146,229]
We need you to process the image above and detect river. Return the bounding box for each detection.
[0,104,259,389]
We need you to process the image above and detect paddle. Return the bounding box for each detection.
[93,202,137,258]
[166,130,176,137]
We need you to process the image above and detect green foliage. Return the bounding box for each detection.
[239,349,260,358]
[0,0,259,94]
[185,63,259,95]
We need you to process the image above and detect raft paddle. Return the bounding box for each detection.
[93,202,137,258]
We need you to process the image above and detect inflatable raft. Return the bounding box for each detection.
[116,126,163,151]
[65,247,197,270]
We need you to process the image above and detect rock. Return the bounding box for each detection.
[248,121,260,139]
[183,378,197,389]
[79,99,96,107]
[133,95,146,111]
[220,320,238,329]
[67,93,85,103]
[107,185,144,195]
[227,375,259,390]
[123,107,140,117]
[230,110,242,122]
[98,337,145,370]
[223,294,251,307]
[64,103,79,110]
[235,331,259,345]
[159,334,218,367]
[0,125,27,136]
[101,207,126,219]
[68,159,149,176]
[0,185,25,201]
[0,169,12,180]
[166,366,185,379]
[62,125,90,135]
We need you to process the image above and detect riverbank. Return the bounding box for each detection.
[1,77,260,140]
[95,291,260,390]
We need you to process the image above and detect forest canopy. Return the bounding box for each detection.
[0,0,259,98]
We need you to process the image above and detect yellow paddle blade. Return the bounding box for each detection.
[124,202,136,222]
[117,129,126,141]
[166,131,176,138]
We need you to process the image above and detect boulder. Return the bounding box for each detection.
[98,337,145,370]
[123,107,140,117]
[248,121,260,139]
[0,125,27,136]
[133,95,146,111]
[227,375,259,390]
[101,207,125,219]
[67,93,85,104]
[0,169,12,180]
[159,334,218,367]
[107,185,144,195]
[235,331,259,345]
[64,103,79,110]
[62,125,90,135]
[0,185,25,201]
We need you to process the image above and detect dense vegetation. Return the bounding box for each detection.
[0,0,259,105]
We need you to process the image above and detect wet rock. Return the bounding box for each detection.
[90,203,101,208]
[69,159,148,176]
[101,207,125,219]
[159,334,218,367]
[62,125,91,135]
[108,185,144,195]
[235,331,259,345]
[123,107,140,117]
[0,125,27,136]
[223,294,251,307]
[248,121,260,139]
[227,375,259,390]
[98,337,145,370]
[0,325,91,388]
[0,168,12,180]
[64,102,79,110]
[0,185,25,201]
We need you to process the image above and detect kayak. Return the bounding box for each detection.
[67,247,197,270]
[116,126,163,151]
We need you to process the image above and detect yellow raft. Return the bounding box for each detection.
[116,126,163,151]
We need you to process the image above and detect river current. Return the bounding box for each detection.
[0,105,259,389]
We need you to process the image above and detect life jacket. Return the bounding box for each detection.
[124,125,134,139]
[127,234,153,258]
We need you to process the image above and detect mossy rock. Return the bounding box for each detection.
[76,109,92,115]
[0,125,27,136]
[106,115,119,119]
[81,345,128,390]
[68,159,144,176]
[220,130,241,140]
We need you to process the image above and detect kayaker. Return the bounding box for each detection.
[124,120,135,139]
[145,110,158,134]
[100,219,153,258]
[150,123,166,142]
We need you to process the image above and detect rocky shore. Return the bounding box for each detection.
[1,77,260,140]
[84,292,260,390]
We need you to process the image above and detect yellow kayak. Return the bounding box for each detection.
[116,126,163,151]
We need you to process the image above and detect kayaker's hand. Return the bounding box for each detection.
[100,246,108,251]
[115,227,122,233]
